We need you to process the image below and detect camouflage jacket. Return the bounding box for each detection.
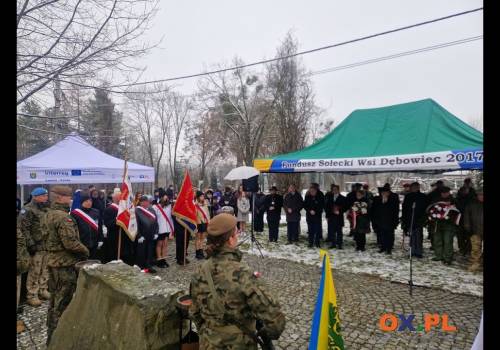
[17,226,30,275]
[43,202,89,267]
[189,247,285,348]
[17,200,50,252]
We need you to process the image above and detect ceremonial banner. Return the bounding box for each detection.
[172,171,197,234]
[309,250,344,350]
[116,161,138,241]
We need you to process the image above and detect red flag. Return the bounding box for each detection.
[116,161,138,240]
[172,171,197,234]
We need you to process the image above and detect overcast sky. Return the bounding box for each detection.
[131,0,483,126]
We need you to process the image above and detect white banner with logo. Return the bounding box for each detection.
[17,167,154,184]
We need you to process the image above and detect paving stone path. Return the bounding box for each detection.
[17,243,482,350]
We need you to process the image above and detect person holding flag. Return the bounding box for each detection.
[195,190,210,260]
[116,161,139,264]
[172,171,198,265]
[309,250,344,350]
[152,189,175,268]
[70,191,103,260]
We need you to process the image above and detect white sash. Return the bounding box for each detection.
[71,208,98,232]
[136,206,156,221]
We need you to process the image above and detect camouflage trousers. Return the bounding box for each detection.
[470,234,483,266]
[199,326,257,350]
[27,251,49,300]
[46,266,77,346]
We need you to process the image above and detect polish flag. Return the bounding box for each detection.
[116,161,138,241]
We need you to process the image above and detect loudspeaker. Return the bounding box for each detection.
[242,175,259,192]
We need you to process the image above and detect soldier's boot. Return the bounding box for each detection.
[39,290,51,300]
[468,263,481,273]
[26,297,42,307]
[17,320,25,334]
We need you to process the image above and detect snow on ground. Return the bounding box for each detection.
[239,217,483,297]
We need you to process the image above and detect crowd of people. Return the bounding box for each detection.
[15,178,483,340]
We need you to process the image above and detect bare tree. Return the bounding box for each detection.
[17,0,160,106]
[184,110,225,186]
[165,92,193,191]
[199,58,273,166]
[265,32,321,190]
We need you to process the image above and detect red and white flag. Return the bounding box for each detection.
[116,161,138,241]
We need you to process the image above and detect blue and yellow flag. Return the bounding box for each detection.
[309,250,344,350]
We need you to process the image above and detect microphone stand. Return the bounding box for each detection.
[409,201,416,296]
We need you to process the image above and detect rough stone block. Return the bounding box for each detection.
[48,261,188,350]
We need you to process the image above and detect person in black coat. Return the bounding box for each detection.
[264,186,283,242]
[346,183,362,235]
[135,196,159,273]
[324,184,348,249]
[371,183,400,254]
[253,190,266,233]
[402,182,429,258]
[283,184,303,243]
[219,187,236,214]
[90,189,105,216]
[304,185,325,248]
[70,192,103,260]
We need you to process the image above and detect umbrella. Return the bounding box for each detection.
[224,166,260,180]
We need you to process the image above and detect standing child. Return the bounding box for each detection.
[195,191,210,259]
[152,190,174,268]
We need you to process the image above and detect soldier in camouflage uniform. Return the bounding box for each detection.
[43,186,89,346]
[18,187,51,306]
[189,213,286,349]
[17,225,31,333]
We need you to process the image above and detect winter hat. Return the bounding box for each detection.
[31,187,48,197]
[80,191,92,204]
[196,190,204,198]
[139,195,150,203]
[113,187,121,195]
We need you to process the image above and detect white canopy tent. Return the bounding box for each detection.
[17,133,154,200]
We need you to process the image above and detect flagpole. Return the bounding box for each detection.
[117,228,122,261]
[184,228,187,266]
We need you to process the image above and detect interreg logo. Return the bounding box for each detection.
[379,313,457,333]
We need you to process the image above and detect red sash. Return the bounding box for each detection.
[136,206,156,221]
[71,209,98,232]
[155,204,174,233]
[109,203,119,211]
[196,203,209,223]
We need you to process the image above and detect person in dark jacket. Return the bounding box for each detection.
[135,196,159,273]
[401,182,429,258]
[70,191,103,260]
[456,184,475,256]
[346,183,362,235]
[102,188,134,264]
[371,183,400,254]
[205,189,219,219]
[253,190,266,233]
[350,190,370,251]
[90,188,105,216]
[264,186,283,242]
[166,185,174,200]
[464,188,483,272]
[304,185,324,248]
[324,184,347,249]
[283,184,303,244]
[219,187,236,215]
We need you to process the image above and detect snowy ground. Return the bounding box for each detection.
[239,216,483,297]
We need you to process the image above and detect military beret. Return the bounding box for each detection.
[31,187,48,197]
[51,185,73,196]
[207,213,237,237]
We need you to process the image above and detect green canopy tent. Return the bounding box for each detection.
[254,99,483,174]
